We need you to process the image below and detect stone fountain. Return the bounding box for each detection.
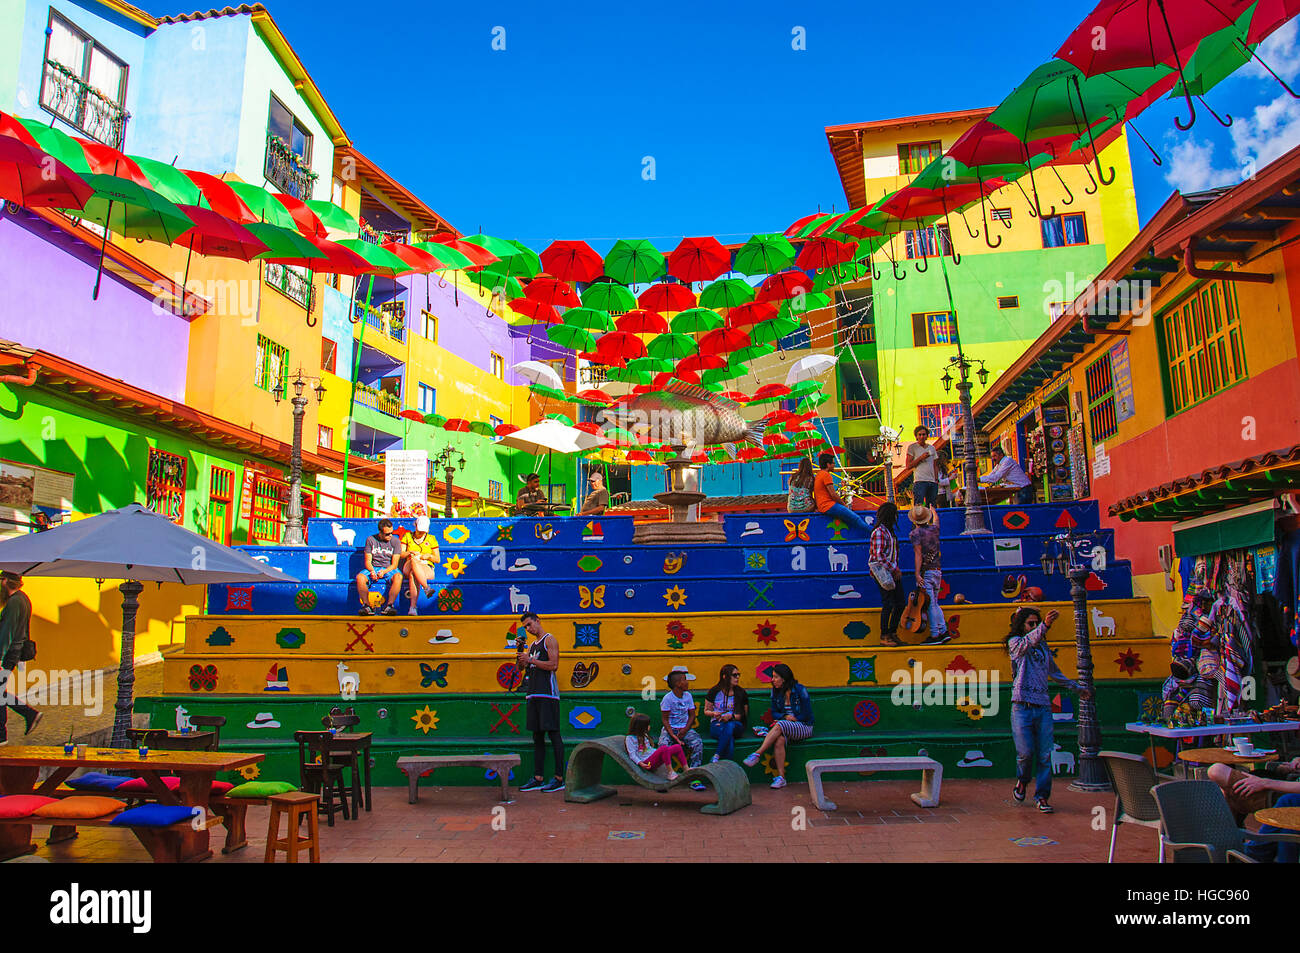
[632,448,728,544]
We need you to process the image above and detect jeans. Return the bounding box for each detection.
[821,502,872,535]
[920,569,946,637]
[1245,792,1300,862]
[1016,484,1036,505]
[1011,702,1055,801]
[913,481,938,506]
[659,727,703,767]
[878,582,904,637]
[0,669,38,743]
[709,720,744,760]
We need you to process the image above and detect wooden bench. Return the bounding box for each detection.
[805,756,943,810]
[397,754,522,803]
[564,737,751,816]
[45,785,262,855]
[0,811,223,863]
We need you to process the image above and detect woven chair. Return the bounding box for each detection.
[1100,751,1170,863]
[1152,779,1300,862]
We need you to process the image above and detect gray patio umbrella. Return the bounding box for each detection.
[0,504,297,747]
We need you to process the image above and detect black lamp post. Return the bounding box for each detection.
[872,428,900,503]
[1041,527,1112,792]
[273,368,326,546]
[432,444,466,518]
[940,350,991,535]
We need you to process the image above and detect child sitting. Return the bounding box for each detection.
[625,713,685,781]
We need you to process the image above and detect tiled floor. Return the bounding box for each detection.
[20,777,1161,863]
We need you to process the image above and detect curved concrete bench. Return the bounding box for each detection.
[564,736,751,816]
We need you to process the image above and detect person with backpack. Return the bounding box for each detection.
[0,572,41,743]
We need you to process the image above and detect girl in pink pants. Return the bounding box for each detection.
[625,713,686,780]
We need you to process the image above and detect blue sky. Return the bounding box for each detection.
[258,0,1300,251]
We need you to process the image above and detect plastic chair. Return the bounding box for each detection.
[1152,779,1300,862]
[1099,750,1169,863]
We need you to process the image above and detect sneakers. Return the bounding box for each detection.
[519,776,546,792]
[541,777,564,793]
[382,605,398,616]
[666,770,680,781]
[357,605,374,616]
[689,780,708,791]
[742,753,760,767]
[753,726,768,737]
[1036,798,1054,814]
[1013,780,1026,803]
[770,776,787,789]
[23,710,43,736]
[710,754,720,764]
[424,584,436,599]
[407,607,418,616]
[921,632,952,645]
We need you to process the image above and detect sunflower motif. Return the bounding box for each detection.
[443,555,467,579]
[664,586,688,610]
[1115,648,1143,676]
[237,764,261,781]
[746,551,767,571]
[411,705,440,734]
[753,620,779,645]
[760,753,787,778]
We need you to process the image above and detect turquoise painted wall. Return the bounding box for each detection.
[0,0,26,113]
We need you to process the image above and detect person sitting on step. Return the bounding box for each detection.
[812,451,872,534]
[354,519,403,616]
[743,663,814,789]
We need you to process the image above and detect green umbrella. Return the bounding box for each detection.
[701,364,747,385]
[781,291,831,317]
[247,221,329,260]
[604,238,665,285]
[306,198,359,233]
[423,413,448,427]
[749,316,802,344]
[647,333,698,360]
[411,240,475,270]
[789,379,825,400]
[547,324,597,352]
[467,271,524,300]
[17,120,90,172]
[1172,3,1256,98]
[469,420,497,438]
[465,235,538,278]
[545,412,575,426]
[529,383,570,402]
[336,238,412,276]
[580,282,637,312]
[503,239,541,278]
[129,155,201,206]
[561,307,615,333]
[792,213,838,239]
[604,365,654,385]
[698,278,756,310]
[462,233,519,260]
[225,181,298,229]
[990,60,1175,143]
[728,343,775,365]
[797,394,830,412]
[627,356,676,375]
[670,307,724,334]
[735,233,796,276]
[813,261,871,291]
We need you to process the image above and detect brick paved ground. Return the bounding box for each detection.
[21,776,1163,863]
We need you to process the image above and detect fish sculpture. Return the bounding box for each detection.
[600,383,765,450]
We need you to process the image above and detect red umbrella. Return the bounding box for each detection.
[667,237,731,283]
[573,421,605,435]
[795,236,858,271]
[1248,0,1300,41]
[0,136,93,210]
[182,171,257,223]
[383,241,447,272]
[879,180,1005,221]
[675,353,727,374]
[652,369,700,387]
[274,193,326,237]
[541,240,604,283]
[626,450,654,462]
[594,331,647,363]
[428,235,499,269]
[756,271,811,303]
[508,297,561,323]
[762,432,788,446]
[638,282,696,312]
[795,437,825,451]
[575,389,613,406]
[495,423,520,437]
[833,207,884,239]
[762,409,797,424]
[615,309,669,334]
[753,383,791,401]
[176,205,268,259]
[725,301,778,328]
[783,212,825,238]
[263,234,373,275]
[443,418,472,432]
[736,447,766,462]
[400,409,425,423]
[720,390,751,403]
[525,276,582,308]
[75,137,150,187]
[698,327,750,356]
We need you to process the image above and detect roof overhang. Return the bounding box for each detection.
[340,146,459,236]
[1109,444,1300,522]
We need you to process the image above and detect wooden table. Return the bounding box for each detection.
[1127,721,1299,775]
[1254,806,1300,831]
[0,746,262,863]
[1177,747,1280,767]
[326,733,372,815]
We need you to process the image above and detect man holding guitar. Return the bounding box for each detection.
[909,505,950,644]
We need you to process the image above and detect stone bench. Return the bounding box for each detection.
[397,754,522,803]
[805,756,943,811]
[564,737,751,816]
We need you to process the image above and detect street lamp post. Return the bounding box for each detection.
[273,368,326,547]
[940,351,991,536]
[431,445,466,518]
[873,428,899,504]
[1041,527,1111,793]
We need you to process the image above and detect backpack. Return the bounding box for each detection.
[19,638,36,662]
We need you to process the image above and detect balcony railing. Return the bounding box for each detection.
[355,300,406,342]
[579,364,609,386]
[839,324,875,346]
[359,219,410,245]
[264,261,315,312]
[40,59,128,149]
[354,382,402,418]
[841,400,878,421]
[264,134,317,199]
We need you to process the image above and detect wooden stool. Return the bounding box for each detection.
[264,791,320,863]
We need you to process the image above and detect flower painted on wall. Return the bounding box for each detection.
[666,620,695,650]
[443,555,467,579]
[411,705,440,734]
[1114,648,1143,676]
[664,586,688,610]
[437,588,463,612]
[753,620,779,645]
[188,664,218,692]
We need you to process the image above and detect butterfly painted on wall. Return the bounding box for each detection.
[419,662,449,689]
[783,518,810,542]
[578,585,606,609]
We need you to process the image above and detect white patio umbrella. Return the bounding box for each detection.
[0,504,297,747]
[784,354,838,387]
[498,419,609,504]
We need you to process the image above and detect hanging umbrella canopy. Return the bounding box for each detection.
[176,205,268,259]
[60,174,194,243]
[498,418,609,455]
[1169,2,1258,97]
[581,280,638,312]
[725,301,778,328]
[0,129,93,210]
[400,409,426,423]
[698,326,750,355]
[508,297,562,324]
[795,236,858,271]
[182,170,257,223]
[512,360,565,390]
[547,324,598,352]
[750,316,803,344]
[782,291,831,317]
[638,281,695,313]
[562,306,616,333]
[735,233,797,275]
[425,235,498,269]
[834,207,885,239]
[783,211,825,237]
[335,238,416,276]
[728,343,776,365]
[525,276,582,308]
[443,418,472,432]
[670,307,725,334]
[699,278,756,310]
[129,155,201,206]
[467,271,525,299]
[593,331,647,363]
[668,236,732,283]
[382,241,447,273]
[784,354,838,386]
[272,192,327,237]
[1056,0,1255,76]
[604,238,666,285]
[615,309,670,334]
[305,198,359,233]
[542,239,604,282]
[264,233,371,274]
[469,420,497,438]
[225,181,299,229]
[756,271,813,302]
[411,240,476,270]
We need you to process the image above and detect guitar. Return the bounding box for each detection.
[901,588,930,635]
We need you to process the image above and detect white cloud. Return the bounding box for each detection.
[1163,137,1242,193]
[1242,18,1300,86]
[1229,93,1300,171]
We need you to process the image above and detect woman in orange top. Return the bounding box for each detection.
[814,452,872,534]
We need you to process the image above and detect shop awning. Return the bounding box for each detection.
[1110,444,1300,522]
[1172,501,1276,558]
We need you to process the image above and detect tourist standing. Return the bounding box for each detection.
[813,452,872,533]
[743,663,813,789]
[354,519,403,616]
[902,426,940,507]
[1005,607,1091,813]
[870,502,904,647]
[909,505,950,645]
[517,612,565,793]
[786,457,816,513]
[0,572,41,744]
[703,664,749,763]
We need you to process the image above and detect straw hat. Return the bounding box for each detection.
[909,504,935,526]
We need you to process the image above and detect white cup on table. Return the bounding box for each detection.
[1233,737,1255,756]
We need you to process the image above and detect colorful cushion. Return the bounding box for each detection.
[33,796,125,819]
[0,795,57,818]
[65,772,128,792]
[109,805,201,828]
[209,781,234,796]
[115,776,181,793]
[225,780,298,799]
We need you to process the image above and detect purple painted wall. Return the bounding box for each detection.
[0,211,190,400]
